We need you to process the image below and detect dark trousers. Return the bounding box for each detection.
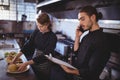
[31,49,51,80]
[50,64,73,80]
[50,64,100,80]
[31,61,51,80]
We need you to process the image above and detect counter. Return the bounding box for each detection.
[0,59,36,80]
[0,39,20,49]
[0,39,37,80]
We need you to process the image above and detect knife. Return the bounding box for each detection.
[0,58,4,61]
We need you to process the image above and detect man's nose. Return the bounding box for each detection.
[79,21,82,24]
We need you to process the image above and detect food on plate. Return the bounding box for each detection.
[5,51,17,58]
[6,56,22,63]
[4,52,9,57]
[5,51,22,63]
[7,63,27,72]
[8,64,18,72]
[5,51,29,73]
[6,56,13,63]
[16,58,22,63]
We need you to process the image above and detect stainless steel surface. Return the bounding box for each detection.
[99,20,120,29]
[55,41,69,56]
[0,42,14,48]
[0,39,20,49]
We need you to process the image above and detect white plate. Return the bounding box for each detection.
[45,55,77,70]
[3,50,30,74]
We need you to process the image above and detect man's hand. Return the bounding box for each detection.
[60,64,80,75]
[76,26,83,37]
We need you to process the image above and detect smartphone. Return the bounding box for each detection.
[78,25,85,33]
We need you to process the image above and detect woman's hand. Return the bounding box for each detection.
[12,52,23,64]
[18,60,34,71]
[60,64,80,75]
[18,62,28,71]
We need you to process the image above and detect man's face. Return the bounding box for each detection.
[78,12,93,31]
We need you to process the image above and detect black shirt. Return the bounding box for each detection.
[20,29,57,64]
[74,29,110,80]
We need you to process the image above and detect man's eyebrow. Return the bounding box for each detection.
[78,16,84,20]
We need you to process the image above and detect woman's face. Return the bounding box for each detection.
[36,21,48,33]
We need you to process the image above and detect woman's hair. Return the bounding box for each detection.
[36,12,52,30]
[80,5,102,22]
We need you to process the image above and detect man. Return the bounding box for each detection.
[51,5,110,80]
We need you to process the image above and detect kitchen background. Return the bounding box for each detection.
[0,0,120,40]
[0,0,120,80]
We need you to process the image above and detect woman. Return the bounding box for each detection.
[12,12,57,80]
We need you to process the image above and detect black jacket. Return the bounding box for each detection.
[20,29,57,64]
[74,29,110,80]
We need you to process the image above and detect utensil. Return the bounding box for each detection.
[0,58,4,61]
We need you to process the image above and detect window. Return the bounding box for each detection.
[0,0,36,21]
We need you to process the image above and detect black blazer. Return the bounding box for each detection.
[74,29,110,80]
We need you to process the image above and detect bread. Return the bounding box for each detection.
[8,64,18,72]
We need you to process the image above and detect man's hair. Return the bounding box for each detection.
[80,5,102,22]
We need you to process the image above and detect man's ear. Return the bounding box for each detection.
[91,14,96,22]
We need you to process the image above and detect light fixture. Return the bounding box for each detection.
[36,0,61,8]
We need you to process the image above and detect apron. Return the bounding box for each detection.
[73,75,83,80]
[31,49,51,79]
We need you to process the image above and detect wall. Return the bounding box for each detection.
[0,20,36,33]
[0,0,36,21]
[0,20,15,33]
[53,19,78,40]
[52,19,120,41]
[52,19,89,41]
[52,19,77,40]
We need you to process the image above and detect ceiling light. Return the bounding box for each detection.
[36,0,61,7]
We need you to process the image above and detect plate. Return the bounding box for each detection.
[7,65,30,74]
[3,50,30,74]
[45,55,77,70]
